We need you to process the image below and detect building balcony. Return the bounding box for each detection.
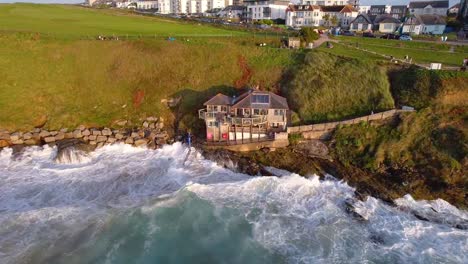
[199,109,267,126]
[227,115,267,126]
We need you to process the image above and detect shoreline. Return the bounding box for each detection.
[1,131,466,211]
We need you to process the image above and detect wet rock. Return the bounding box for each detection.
[134,139,148,147]
[125,138,134,144]
[82,129,91,136]
[12,139,24,145]
[73,130,83,139]
[88,135,97,141]
[23,133,32,140]
[10,133,21,141]
[24,139,38,145]
[101,128,112,136]
[39,130,50,138]
[55,139,94,164]
[89,141,97,145]
[107,137,116,144]
[131,132,139,138]
[344,198,367,221]
[64,132,74,139]
[54,132,65,141]
[44,136,55,143]
[96,136,107,143]
[293,140,330,159]
[115,133,124,140]
[0,132,10,140]
[0,139,10,148]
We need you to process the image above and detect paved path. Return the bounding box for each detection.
[312,34,338,48]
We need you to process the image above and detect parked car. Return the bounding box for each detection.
[399,35,413,41]
[380,33,399,40]
[362,32,376,38]
[342,30,355,36]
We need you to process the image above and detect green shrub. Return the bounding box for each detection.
[390,67,468,109]
[283,52,394,124]
[299,28,319,43]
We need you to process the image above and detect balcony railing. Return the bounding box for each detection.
[227,115,267,126]
[199,109,268,126]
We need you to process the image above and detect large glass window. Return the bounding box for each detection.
[252,94,269,104]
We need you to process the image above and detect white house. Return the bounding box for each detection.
[402,14,446,35]
[349,13,373,31]
[286,5,322,27]
[158,0,171,13]
[286,4,358,28]
[245,0,289,21]
[300,0,356,6]
[408,1,449,16]
[376,16,402,33]
[136,0,159,9]
[218,5,245,19]
[358,5,370,14]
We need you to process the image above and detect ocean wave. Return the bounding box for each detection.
[0,143,466,264]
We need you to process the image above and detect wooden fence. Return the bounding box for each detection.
[287,109,414,134]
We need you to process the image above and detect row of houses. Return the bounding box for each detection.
[350,13,446,35]
[106,0,467,35]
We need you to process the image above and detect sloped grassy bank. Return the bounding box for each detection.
[204,67,467,209]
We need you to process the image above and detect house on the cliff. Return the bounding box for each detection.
[198,90,289,144]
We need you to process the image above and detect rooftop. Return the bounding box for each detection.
[409,1,449,9]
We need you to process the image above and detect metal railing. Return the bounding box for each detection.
[227,115,267,126]
[199,109,268,126]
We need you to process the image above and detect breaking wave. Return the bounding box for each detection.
[0,143,466,264]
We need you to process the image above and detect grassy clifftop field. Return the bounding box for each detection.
[0,4,243,38]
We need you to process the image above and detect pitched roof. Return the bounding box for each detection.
[231,90,289,110]
[321,5,346,12]
[375,15,402,24]
[350,13,373,24]
[286,4,320,12]
[223,5,245,11]
[203,93,232,105]
[404,14,446,25]
[419,14,446,25]
[409,1,449,9]
[391,5,408,11]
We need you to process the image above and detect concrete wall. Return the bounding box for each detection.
[288,109,413,134]
[204,139,289,152]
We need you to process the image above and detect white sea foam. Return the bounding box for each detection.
[0,143,467,264]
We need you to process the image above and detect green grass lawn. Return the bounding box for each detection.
[316,42,386,63]
[0,34,298,131]
[334,36,468,67]
[0,3,245,39]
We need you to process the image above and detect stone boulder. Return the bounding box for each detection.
[134,139,148,147]
[55,132,65,141]
[82,129,91,136]
[73,130,83,138]
[44,136,56,143]
[96,136,107,143]
[0,139,10,148]
[101,129,112,136]
[39,130,51,138]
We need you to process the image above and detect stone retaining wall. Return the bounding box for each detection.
[0,117,170,149]
[287,109,413,134]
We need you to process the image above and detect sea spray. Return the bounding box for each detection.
[0,143,467,264]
